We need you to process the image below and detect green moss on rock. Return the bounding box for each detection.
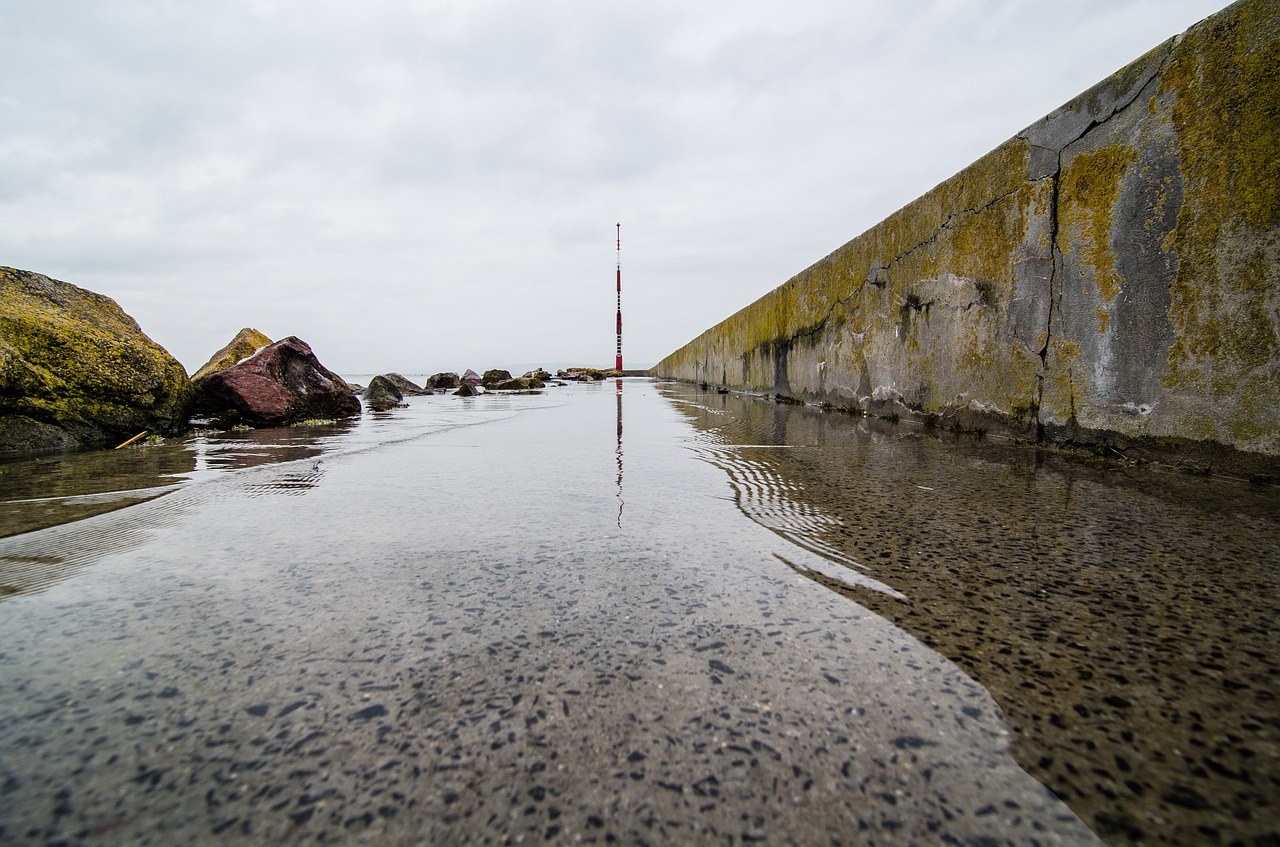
[191,327,273,382]
[0,267,192,455]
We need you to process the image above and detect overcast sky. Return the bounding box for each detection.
[2,0,1227,374]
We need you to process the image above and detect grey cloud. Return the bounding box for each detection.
[0,0,1228,372]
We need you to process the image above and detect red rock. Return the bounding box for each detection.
[192,336,360,426]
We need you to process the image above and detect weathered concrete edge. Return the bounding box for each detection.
[652,0,1280,480]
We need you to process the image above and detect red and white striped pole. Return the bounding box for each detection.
[615,223,623,373]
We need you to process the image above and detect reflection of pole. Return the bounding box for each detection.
[616,378,624,528]
[615,223,623,372]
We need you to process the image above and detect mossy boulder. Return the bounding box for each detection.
[191,327,273,382]
[0,266,192,456]
[490,377,544,390]
[0,414,78,454]
[481,369,513,388]
[363,375,405,410]
[426,372,461,390]
[191,336,360,426]
[557,367,608,381]
[379,373,427,396]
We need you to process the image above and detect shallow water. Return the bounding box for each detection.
[0,392,516,551]
[0,380,1091,845]
[664,384,1280,846]
[0,379,1271,845]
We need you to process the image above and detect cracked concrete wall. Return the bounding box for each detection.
[653,0,1279,460]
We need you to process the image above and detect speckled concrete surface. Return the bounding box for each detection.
[663,383,1279,847]
[0,381,1098,845]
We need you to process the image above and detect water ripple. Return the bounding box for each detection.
[689,436,909,602]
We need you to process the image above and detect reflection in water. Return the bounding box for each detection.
[0,555,62,598]
[0,503,187,599]
[691,440,907,601]
[672,395,909,601]
[245,461,326,497]
[0,423,356,540]
[0,443,196,538]
[0,395,520,598]
[660,381,1280,847]
[615,378,624,527]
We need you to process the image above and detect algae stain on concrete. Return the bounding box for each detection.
[1059,143,1138,309]
[1158,0,1280,448]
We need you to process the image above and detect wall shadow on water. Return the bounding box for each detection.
[658,381,1279,847]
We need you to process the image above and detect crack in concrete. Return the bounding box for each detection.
[786,184,1035,354]
[791,278,866,345]
[880,184,1035,279]
[1036,153,1062,439]
[1029,44,1176,437]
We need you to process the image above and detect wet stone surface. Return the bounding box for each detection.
[2,381,1100,844]
[666,384,1280,847]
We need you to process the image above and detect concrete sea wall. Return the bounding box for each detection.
[653,0,1279,469]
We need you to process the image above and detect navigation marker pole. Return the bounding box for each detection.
[615,223,623,373]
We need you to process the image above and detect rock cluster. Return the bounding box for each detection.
[490,377,544,391]
[0,265,619,457]
[557,367,617,382]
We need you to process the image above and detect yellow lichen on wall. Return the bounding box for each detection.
[656,137,1044,415]
[858,139,1029,292]
[1159,0,1280,447]
[1046,338,1083,419]
[1059,143,1138,306]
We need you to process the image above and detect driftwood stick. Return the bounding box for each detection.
[114,431,149,449]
